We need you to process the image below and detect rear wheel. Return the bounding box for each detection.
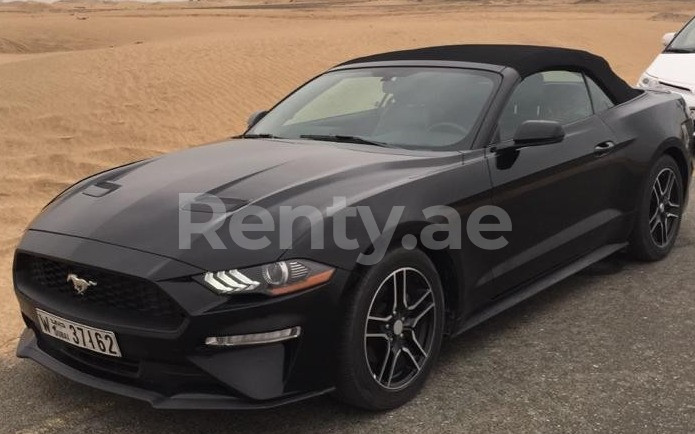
[629,155,684,261]
[334,248,445,410]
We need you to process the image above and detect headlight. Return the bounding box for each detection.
[201,260,334,296]
[638,73,663,90]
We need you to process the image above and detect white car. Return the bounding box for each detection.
[638,16,695,118]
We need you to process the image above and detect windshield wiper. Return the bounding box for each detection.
[235,133,284,139]
[664,48,695,53]
[299,134,394,148]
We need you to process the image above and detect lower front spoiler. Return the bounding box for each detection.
[17,328,333,410]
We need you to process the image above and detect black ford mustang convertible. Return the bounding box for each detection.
[14,45,693,410]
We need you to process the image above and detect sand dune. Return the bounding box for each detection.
[0,0,693,355]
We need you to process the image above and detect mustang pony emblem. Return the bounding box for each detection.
[66,273,97,295]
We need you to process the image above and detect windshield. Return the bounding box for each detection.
[667,18,695,52]
[248,67,500,150]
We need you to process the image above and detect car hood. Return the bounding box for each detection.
[647,53,695,89]
[29,138,455,271]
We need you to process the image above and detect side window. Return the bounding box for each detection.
[498,70,594,142]
[586,77,615,113]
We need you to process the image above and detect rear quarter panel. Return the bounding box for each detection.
[597,90,692,220]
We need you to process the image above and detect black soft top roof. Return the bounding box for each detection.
[340,45,640,104]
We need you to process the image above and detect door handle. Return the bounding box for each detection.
[594,141,615,156]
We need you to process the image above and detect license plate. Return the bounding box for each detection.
[36,309,122,357]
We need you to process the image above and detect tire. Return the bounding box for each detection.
[629,154,684,261]
[333,248,445,410]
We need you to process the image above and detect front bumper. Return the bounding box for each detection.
[17,328,332,410]
[14,230,348,409]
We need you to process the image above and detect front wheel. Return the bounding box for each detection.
[334,248,445,410]
[629,154,684,261]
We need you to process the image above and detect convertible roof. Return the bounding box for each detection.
[340,45,641,104]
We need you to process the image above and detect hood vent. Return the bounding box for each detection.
[181,195,248,213]
[82,181,121,198]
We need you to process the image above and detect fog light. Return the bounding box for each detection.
[205,326,301,347]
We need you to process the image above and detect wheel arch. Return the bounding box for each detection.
[342,221,464,335]
[628,138,691,236]
[661,143,691,194]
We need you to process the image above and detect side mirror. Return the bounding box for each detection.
[247,110,268,128]
[662,32,676,47]
[513,120,565,146]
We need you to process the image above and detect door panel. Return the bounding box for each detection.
[485,115,622,297]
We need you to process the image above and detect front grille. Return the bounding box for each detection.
[16,254,185,326]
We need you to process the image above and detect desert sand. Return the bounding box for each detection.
[0,0,693,356]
